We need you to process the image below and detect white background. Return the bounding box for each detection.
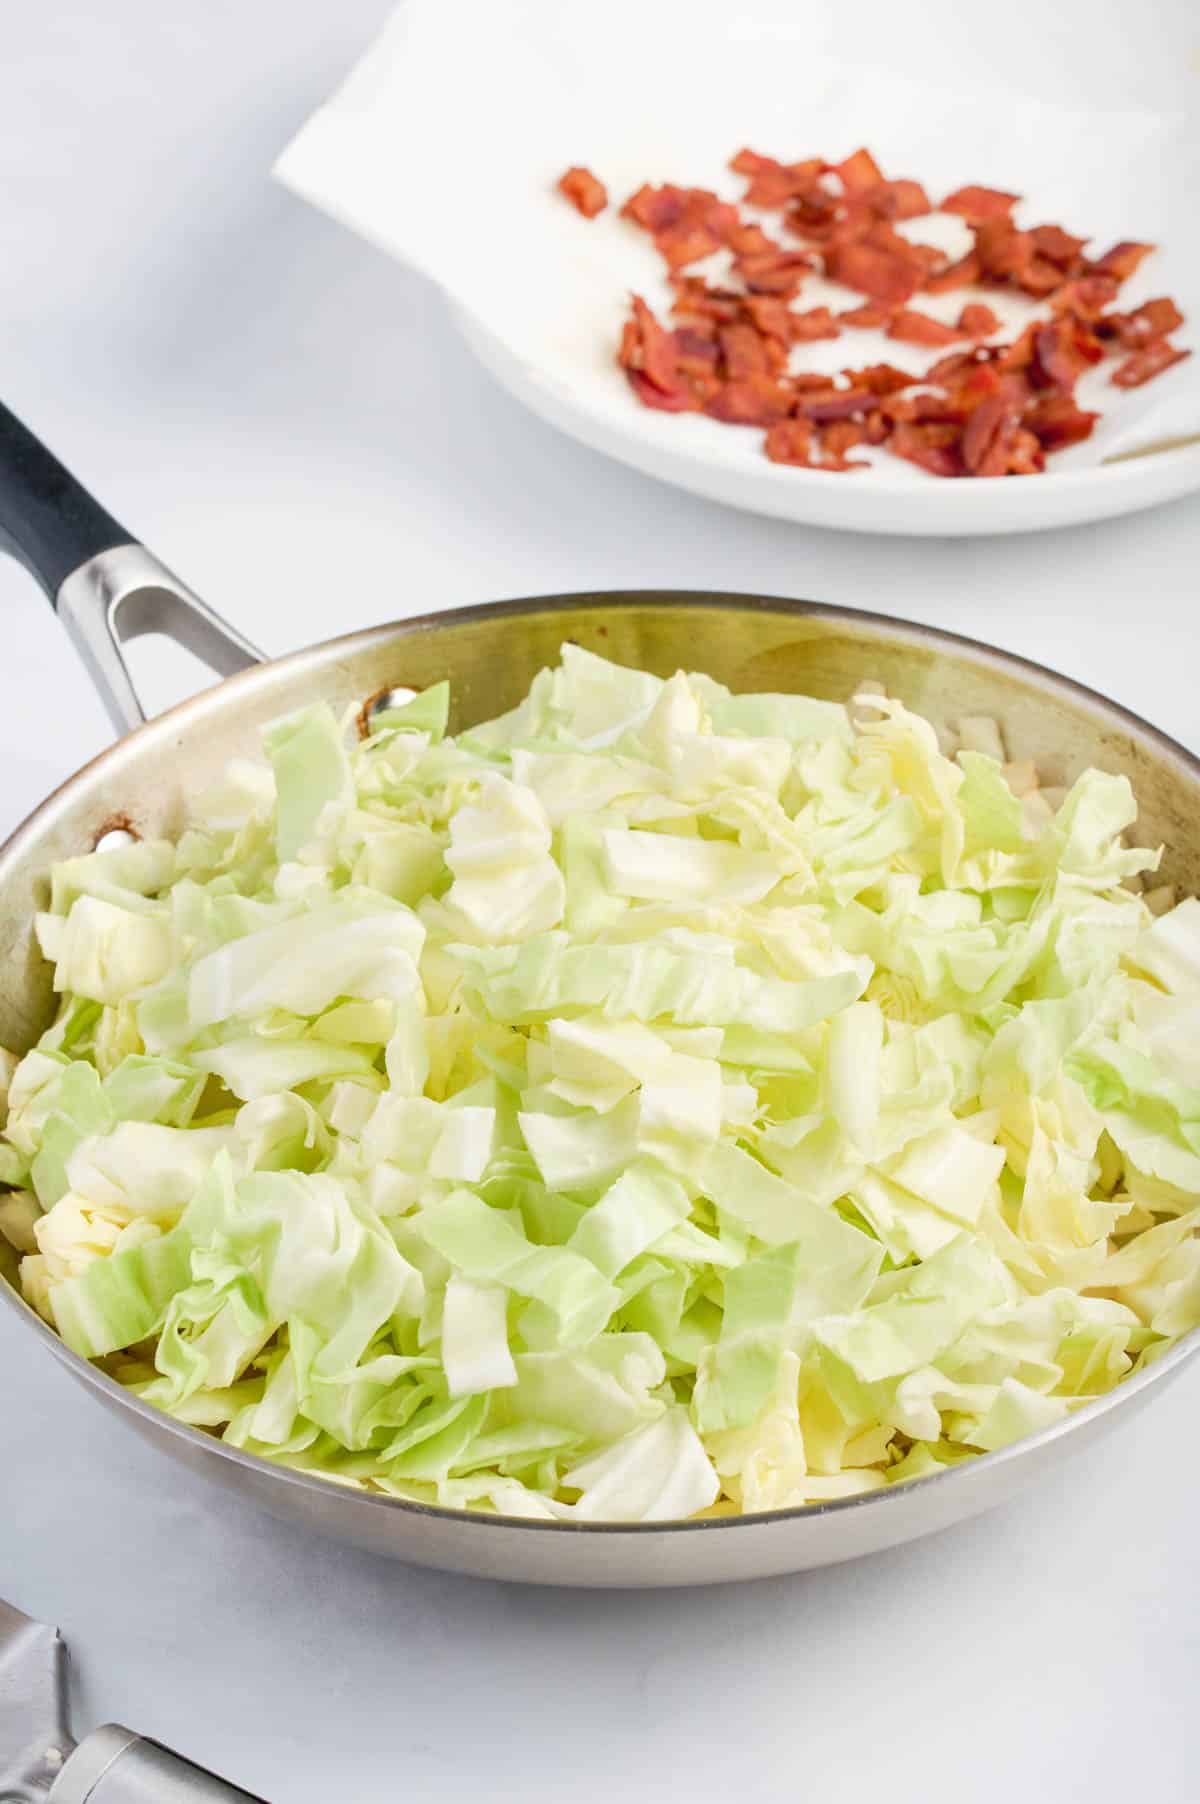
[2,4,1198,1800]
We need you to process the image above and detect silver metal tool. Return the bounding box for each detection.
[0,1598,264,1803]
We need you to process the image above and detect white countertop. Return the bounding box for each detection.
[2,4,1198,1800]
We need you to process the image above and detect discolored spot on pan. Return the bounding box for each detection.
[91,812,140,851]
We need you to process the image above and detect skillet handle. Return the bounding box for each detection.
[0,401,262,735]
[0,402,131,598]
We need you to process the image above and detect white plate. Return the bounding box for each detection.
[276,0,1200,537]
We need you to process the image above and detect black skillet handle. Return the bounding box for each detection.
[0,400,261,734]
[0,401,133,601]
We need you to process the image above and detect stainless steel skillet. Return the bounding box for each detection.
[1,402,1198,1589]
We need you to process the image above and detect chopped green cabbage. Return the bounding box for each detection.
[3,645,1197,1522]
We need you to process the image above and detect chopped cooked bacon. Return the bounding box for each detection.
[958,302,1001,338]
[674,327,721,374]
[618,296,680,393]
[731,149,826,208]
[889,420,965,477]
[866,179,932,220]
[669,277,745,323]
[923,349,979,385]
[656,222,723,269]
[1023,394,1100,449]
[623,184,739,268]
[622,183,689,231]
[787,306,841,341]
[961,394,1022,476]
[824,419,869,455]
[974,219,1034,282]
[557,166,607,218]
[1111,341,1192,388]
[836,147,885,190]
[625,370,696,412]
[1050,275,1121,320]
[595,146,1185,478]
[1033,318,1103,390]
[1007,429,1045,475]
[842,363,916,395]
[764,419,815,465]
[796,387,875,422]
[838,302,894,327]
[704,376,794,424]
[741,294,802,345]
[727,221,779,258]
[733,249,814,296]
[942,184,1020,221]
[1097,297,1186,348]
[1089,240,1155,281]
[718,322,776,378]
[825,239,923,306]
[1030,224,1088,269]
[785,191,843,243]
[923,251,983,294]
[886,309,962,347]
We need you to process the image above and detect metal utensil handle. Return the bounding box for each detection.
[49,1725,266,1803]
[0,401,262,734]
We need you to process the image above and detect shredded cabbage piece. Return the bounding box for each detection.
[3,645,1197,1522]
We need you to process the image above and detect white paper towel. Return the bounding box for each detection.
[276,0,1199,475]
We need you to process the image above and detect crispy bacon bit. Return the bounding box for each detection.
[674,327,721,374]
[826,240,922,306]
[922,349,977,385]
[824,419,869,455]
[597,145,1186,478]
[727,221,778,258]
[764,419,815,465]
[867,179,932,221]
[843,363,916,395]
[623,184,739,269]
[1089,240,1155,282]
[1097,297,1186,348]
[797,387,875,422]
[887,309,962,347]
[741,295,802,345]
[942,184,1020,221]
[734,249,814,297]
[1007,429,1045,475]
[669,277,744,323]
[974,219,1033,282]
[785,191,843,244]
[622,183,686,231]
[1050,275,1120,320]
[1030,224,1088,270]
[1023,394,1100,449]
[558,166,607,218]
[718,322,776,378]
[788,306,842,341]
[836,147,885,190]
[923,251,982,295]
[1111,341,1192,389]
[958,302,1001,338]
[618,296,699,412]
[704,376,794,425]
[889,420,965,478]
[731,149,826,209]
[960,394,1020,476]
[838,302,893,327]
[1033,318,1103,390]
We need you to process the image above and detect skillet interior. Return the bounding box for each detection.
[1,592,1197,1582]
